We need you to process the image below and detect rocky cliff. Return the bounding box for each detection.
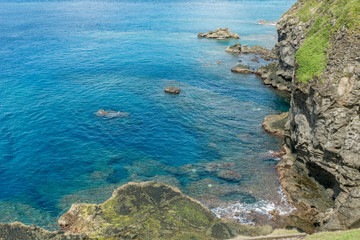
[273,0,360,232]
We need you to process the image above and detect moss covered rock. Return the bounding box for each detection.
[59,182,272,240]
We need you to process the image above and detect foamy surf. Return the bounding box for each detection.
[211,187,296,225]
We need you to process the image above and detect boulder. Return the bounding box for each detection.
[198,28,240,39]
[165,86,181,94]
[231,64,255,74]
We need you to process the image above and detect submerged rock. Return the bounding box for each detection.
[217,170,242,182]
[231,64,255,74]
[96,110,129,118]
[164,86,181,94]
[198,28,240,39]
[59,182,272,239]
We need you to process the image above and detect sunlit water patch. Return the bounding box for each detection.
[0,0,296,229]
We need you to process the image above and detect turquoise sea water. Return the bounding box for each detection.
[0,0,296,229]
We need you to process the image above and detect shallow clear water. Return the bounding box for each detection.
[0,0,295,229]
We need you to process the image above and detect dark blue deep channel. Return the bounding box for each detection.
[0,0,296,229]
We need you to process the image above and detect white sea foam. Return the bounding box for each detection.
[211,187,296,225]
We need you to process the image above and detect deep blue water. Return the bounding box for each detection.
[0,0,295,229]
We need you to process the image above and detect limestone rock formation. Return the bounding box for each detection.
[198,28,240,39]
[165,86,181,94]
[231,64,254,74]
[272,0,360,232]
[59,182,272,240]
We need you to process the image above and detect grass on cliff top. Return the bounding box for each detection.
[293,0,360,83]
[306,228,360,239]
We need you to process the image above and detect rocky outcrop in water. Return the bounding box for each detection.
[59,182,272,240]
[226,43,277,61]
[231,64,254,74]
[242,45,278,60]
[272,0,360,232]
[96,110,129,118]
[198,28,240,39]
[164,86,181,94]
[225,43,242,54]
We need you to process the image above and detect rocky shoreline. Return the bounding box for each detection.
[2,0,359,238]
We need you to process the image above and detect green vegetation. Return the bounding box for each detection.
[306,228,360,239]
[293,0,360,83]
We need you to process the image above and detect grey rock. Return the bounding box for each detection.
[225,43,242,54]
[273,0,360,232]
[231,64,254,74]
[198,28,240,39]
[165,86,181,94]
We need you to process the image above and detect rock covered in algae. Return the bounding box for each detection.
[59,182,272,240]
[0,222,87,240]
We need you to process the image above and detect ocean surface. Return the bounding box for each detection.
[0,0,296,229]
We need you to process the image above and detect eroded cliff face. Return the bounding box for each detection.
[275,0,360,232]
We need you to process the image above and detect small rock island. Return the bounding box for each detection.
[198,28,240,39]
[164,86,181,94]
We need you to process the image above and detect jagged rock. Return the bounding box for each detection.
[198,28,240,39]
[0,222,87,240]
[254,5,306,92]
[255,63,292,91]
[164,86,180,94]
[225,43,242,54]
[231,64,255,74]
[241,45,278,60]
[59,182,272,240]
